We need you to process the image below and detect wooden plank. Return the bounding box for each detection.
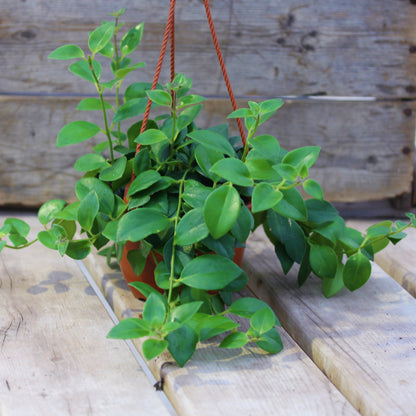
[0,96,413,206]
[1,0,416,97]
[0,214,172,416]
[347,220,416,297]
[82,251,360,416]
[243,227,416,416]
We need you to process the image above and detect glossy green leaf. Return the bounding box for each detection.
[177,94,206,109]
[99,157,127,181]
[227,108,253,119]
[247,135,280,163]
[309,244,338,279]
[170,302,203,324]
[143,293,167,326]
[74,153,107,172]
[76,98,113,111]
[88,22,115,54]
[303,179,324,200]
[282,146,320,169]
[69,59,102,83]
[180,255,242,290]
[343,252,372,291]
[245,154,280,181]
[117,208,170,242]
[48,44,84,60]
[194,145,223,180]
[199,315,239,341]
[115,62,146,79]
[219,332,248,349]
[176,104,202,132]
[107,317,151,339]
[4,218,30,237]
[38,199,66,224]
[210,158,253,187]
[146,89,172,107]
[142,338,169,361]
[204,185,241,239]
[252,183,283,213]
[113,98,147,122]
[175,208,209,246]
[322,262,345,298]
[273,188,307,221]
[250,308,275,334]
[305,199,339,225]
[188,130,235,157]
[65,239,92,259]
[259,98,284,115]
[166,324,198,367]
[78,191,99,231]
[54,202,80,221]
[135,129,169,145]
[120,23,144,56]
[273,163,298,181]
[75,177,114,215]
[228,297,280,326]
[56,121,101,147]
[183,180,213,208]
[231,204,254,243]
[255,328,283,354]
[127,170,161,196]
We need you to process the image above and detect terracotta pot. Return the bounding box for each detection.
[120,241,246,300]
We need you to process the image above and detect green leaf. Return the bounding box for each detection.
[273,188,307,222]
[322,262,345,298]
[282,146,320,169]
[245,154,280,181]
[309,244,338,279]
[176,104,202,132]
[255,328,283,354]
[115,62,146,79]
[54,202,80,221]
[77,98,113,111]
[204,185,241,239]
[273,163,298,181]
[252,183,283,213]
[303,179,324,200]
[78,191,99,232]
[175,208,209,246]
[117,208,170,242]
[170,302,203,324]
[38,199,66,224]
[121,23,144,56]
[183,180,213,208]
[248,135,280,163]
[99,157,127,181]
[250,308,275,334]
[143,293,167,326]
[259,98,284,115]
[66,240,91,260]
[194,146,223,180]
[135,129,169,145]
[107,318,151,339]
[142,338,169,361]
[74,153,107,172]
[56,121,101,148]
[228,297,280,326]
[305,199,339,225]
[231,204,254,243]
[166,323,198,367]
[180,255,243,290]
[88,22,115,54]
[188,130,235,157]
[69,59,102,83]
[113,98,147,123]
[48,44,84,60]
[227,108,253,118]
[210,158,253,187]
[199,315,239,341]
[146,89,172,107]
[75,177,114,215]
[127,170,161,196]
[219,332,248,349]
[343,252,372,291]
[4,218,30,237]
[177,94,206,109]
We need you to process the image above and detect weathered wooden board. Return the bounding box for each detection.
[0,96,414,206]
[0,214,172,416]
[244,228,416,416]
[1,0,416,98]
[347,220,416,298]
[82,250,359,416]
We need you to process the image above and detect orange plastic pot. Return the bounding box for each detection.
[119,242,246,300]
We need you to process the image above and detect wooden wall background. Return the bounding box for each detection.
[1,0,415,208]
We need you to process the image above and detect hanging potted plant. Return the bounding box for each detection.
[1,8,415,367]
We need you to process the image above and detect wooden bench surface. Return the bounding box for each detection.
[0,214,172,416]
[2,213,416,415]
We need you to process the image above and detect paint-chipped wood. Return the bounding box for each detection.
[244,227,416,416]
[0,96,414,206]
[82,248,359,416]
[0,213,171,416]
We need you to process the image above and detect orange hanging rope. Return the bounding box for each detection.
[202,0,247,146]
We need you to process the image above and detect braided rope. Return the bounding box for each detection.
[203,0,247,145]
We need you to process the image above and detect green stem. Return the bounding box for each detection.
[241,117,260,162]
[5,238,38,249]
